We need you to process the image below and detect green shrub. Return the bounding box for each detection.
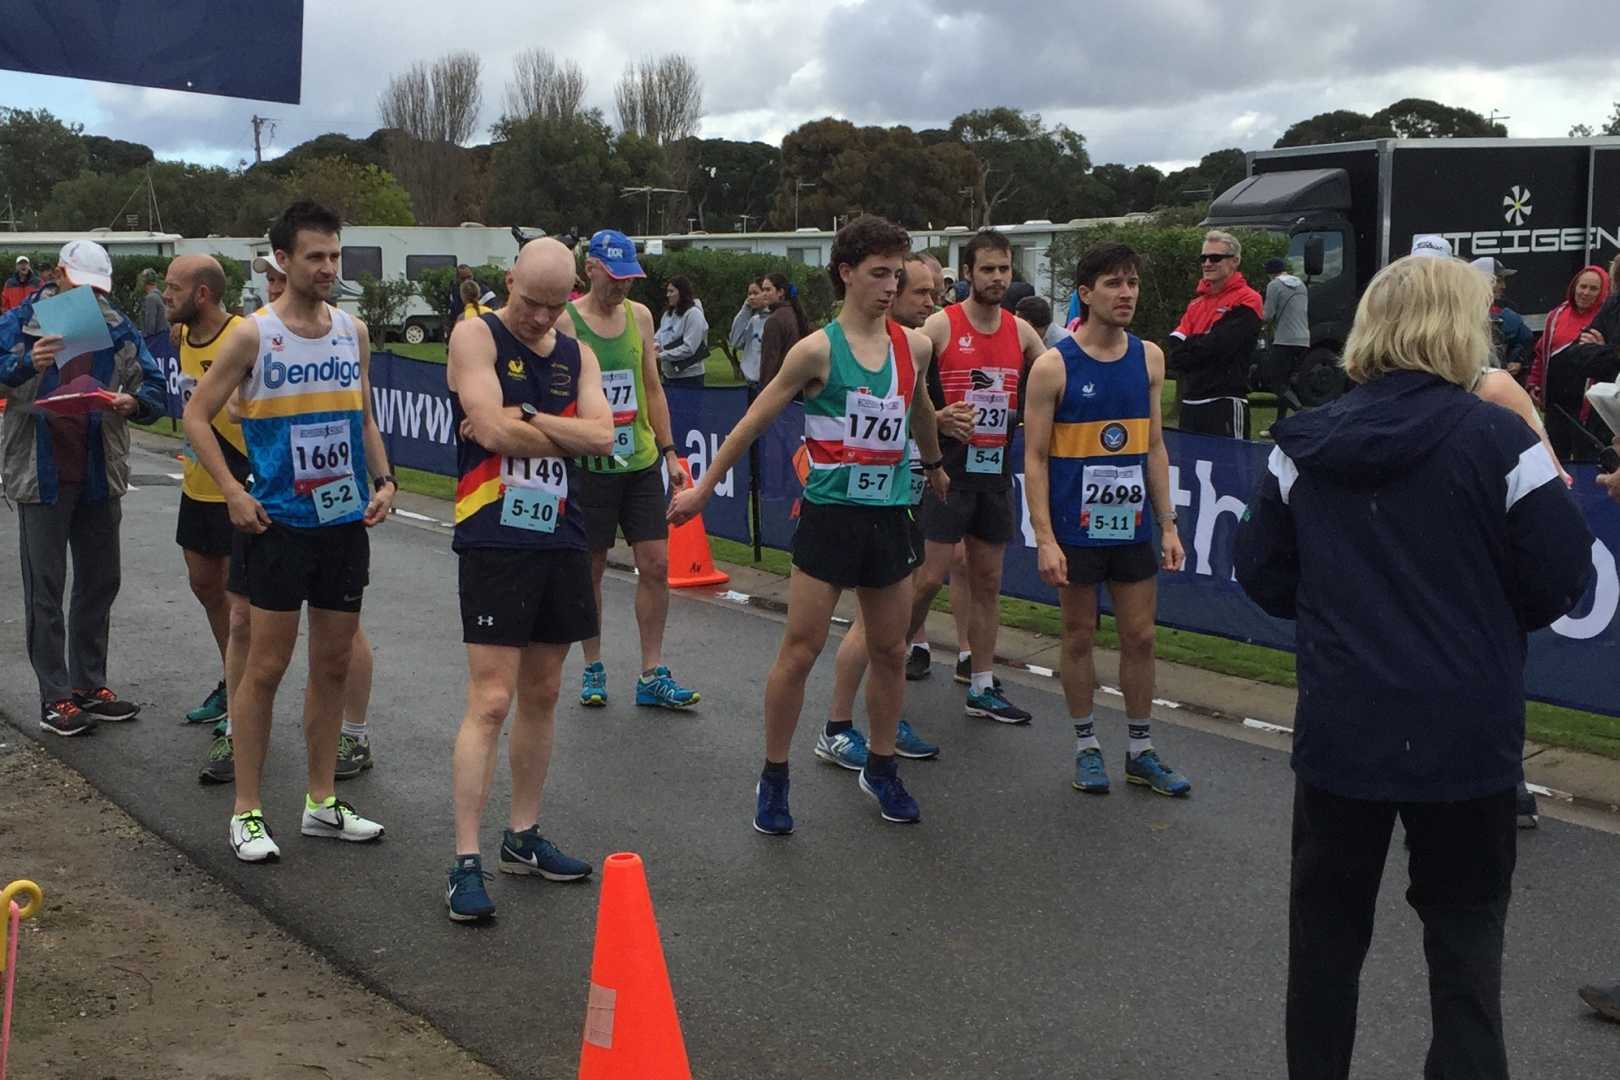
[1045,224,1289,346]
[630,249,835,342]
[416,264,509,331]
[355,274,418,342]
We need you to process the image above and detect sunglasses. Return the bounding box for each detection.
[1199,253,1234,264]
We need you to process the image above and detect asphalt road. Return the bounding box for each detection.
[3,442,1618,1079]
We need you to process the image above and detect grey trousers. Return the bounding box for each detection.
[17,485,122,705]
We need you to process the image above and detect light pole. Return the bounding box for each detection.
[794,179,816,230]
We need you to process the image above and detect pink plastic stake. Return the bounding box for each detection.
[1,899,17,1080]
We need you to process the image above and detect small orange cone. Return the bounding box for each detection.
[578,853,692,1080]
[667,457,728,589]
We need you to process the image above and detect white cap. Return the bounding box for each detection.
[252,252,285,275]
[1409,234,1452,259]
[58,239,113,292]
[1470,256,1516,277]
[14,255,28,265]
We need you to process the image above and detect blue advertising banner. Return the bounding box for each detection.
[660,388,1620,718]
[191,351,1610,717]
[0,1,304,104]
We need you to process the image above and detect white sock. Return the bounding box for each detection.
[970,670,994,694]
[1073,714,1100,753]
[912,639,930,653]
[341,719,367,740]
[224,717,232,737]
[958,649,972,663]
[1127,718,1152,757]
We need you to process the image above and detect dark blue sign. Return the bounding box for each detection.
[368,350,455,477]
[0,1,304,104]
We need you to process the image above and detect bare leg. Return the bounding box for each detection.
[452,643,522,855]
[947,542,972,653]
[184,549,231,670]
[630,539,670,672]
[581,550,610,665]
[964,536,1007,679]
[223,590,251,708]
[508,642,568,832]
[858,576,913,757]
[763,569,841,762]
[343,625,374,732]
[303,608,360,805]
[1108,578,1159,720]
[828,611,868,727]
[905,540,956,642]
[1056,584,1100,718]
[232,607,300,816]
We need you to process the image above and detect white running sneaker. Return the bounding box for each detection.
[300,798,385,843]
[230,810,281,863]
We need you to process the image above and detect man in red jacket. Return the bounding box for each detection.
[2,255,42,311]
[1167,230,1263,438]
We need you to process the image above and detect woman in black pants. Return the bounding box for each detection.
[1235,253,1595,1079]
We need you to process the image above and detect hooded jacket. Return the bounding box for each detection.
[0,284,167,504]
[1167,271,1263,400]
[1263,273,1310,348]
[1234,371,1593,802]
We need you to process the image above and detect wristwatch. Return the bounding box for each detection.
[922,459,944,471]
[658,443,679,457]
[373,473,397,490]
[1159,510,1178,525]
[519,402,539,419]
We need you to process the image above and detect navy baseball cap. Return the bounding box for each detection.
[587,229,644,279]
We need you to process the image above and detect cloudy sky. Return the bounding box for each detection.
[2,0,1618,174]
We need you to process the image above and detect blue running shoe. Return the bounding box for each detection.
[1072,748,1110,794]
[858,766,921,824]
[1125,749,1192,797]
[965,686,1032,725]
[446,855,496,923]
[894,720,939,760]
[580,662,607,707]
[185,681,228,725]
[636,665,699,710]
[500,826,592,881]
[814,727,868,770]
[754,772,793,835]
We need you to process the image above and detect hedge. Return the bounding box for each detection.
[627,249,837,345]
[0,248,247,320]
[1044,224,1290,347]
[416,264,510,330]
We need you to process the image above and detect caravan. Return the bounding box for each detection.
[244,223,536,342]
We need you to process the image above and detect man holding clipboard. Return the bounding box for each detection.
[0,239,166,736]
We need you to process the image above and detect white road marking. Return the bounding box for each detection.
[1153,698,1182,710]
[165,472,183,481]
[1024,664,1055,678]
[720,590,752,604]
[1242,717,1293,735]
[1525,782,1574,802]
[1100,685,1123,697]
[394,509,435,522]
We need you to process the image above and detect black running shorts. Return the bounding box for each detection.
[792,501,918,590]
[459,547,598,646]
[578,464,668,551]
[1061,542,1159,586]
[242,522,370,613]
[175,494,235,558]
[918,484,1017,545]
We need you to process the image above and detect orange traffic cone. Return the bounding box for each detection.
[667,457,728,589]
[579,853,691,1080]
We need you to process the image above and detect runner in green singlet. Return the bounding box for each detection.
[557,230,698,711]
[668,217,949,833]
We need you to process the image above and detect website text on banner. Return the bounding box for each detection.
[157,346,1613,718]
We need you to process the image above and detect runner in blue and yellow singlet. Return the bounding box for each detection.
[1022,242,1192,799]
[184,201,397,864]
[668,217,949,833]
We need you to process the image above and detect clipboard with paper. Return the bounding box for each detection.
[29,285,114,366]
